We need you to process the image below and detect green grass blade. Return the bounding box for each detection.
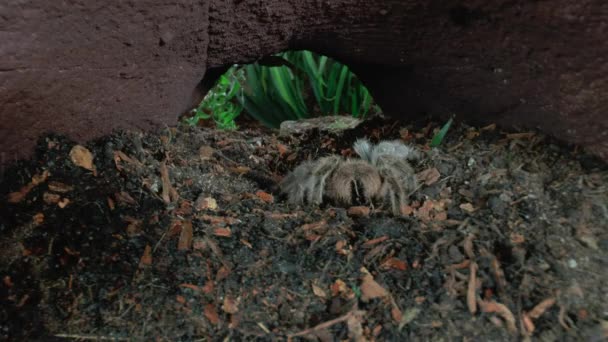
[430,117,454,147]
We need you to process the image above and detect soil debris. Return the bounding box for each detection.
[0,117,606,340]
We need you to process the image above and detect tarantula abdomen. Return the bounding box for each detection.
[327,160,382,205]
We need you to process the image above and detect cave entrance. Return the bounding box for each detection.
[185,50,379,130]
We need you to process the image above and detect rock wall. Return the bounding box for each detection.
[1,0,607,164]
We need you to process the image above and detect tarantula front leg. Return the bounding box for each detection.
[328,159,382,206]
[280,160,315,205]
[308,156,342,205]
[375,155,417,215]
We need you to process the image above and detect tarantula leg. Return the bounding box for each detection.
[328,160,382,205]
[308,156,342,204]
[280,161,316,205]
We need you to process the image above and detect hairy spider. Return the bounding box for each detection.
[280,139,420,215]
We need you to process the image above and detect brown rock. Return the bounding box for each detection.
[1,1,607,162]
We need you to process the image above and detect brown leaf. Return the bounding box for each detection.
[178,221,193,251]
[417,168,441,186]
[204,304,220,325]
[57,198,70,208]
[69,145,96,172]
[139,244,152,266]
[360,267,389,302]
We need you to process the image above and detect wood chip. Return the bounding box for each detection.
[459,203,475,212]
[213,227,232,238]
[195,195,218,211]
[347,206,370,217]
[199,145,215,160]
[222,295,239,314]
[255,190,274,203]
[69,145,96,173]
[177,221,193,251]
[47,181,73,193]
[362,235,389,248]
[312,284,328,299]
[139,245,152,266]
[204,304,220,325]
[379,257,408,271]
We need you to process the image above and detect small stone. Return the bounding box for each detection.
[567,259,578,268]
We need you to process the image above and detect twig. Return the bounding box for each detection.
[467,261,478,314]
[54,334,129,341]
[289,309,366,338]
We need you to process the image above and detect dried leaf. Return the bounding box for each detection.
[360,267,389,302]
[417,168,441,186]
[346,310,366,342]
[312,284,328,299]
[69,145,96,172]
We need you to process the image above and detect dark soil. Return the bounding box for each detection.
[1,117,607,341]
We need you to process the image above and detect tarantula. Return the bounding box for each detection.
[280,139,420,215]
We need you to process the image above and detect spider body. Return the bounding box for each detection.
[280,139,421,215]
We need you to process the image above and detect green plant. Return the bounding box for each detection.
[188,51,375,129]
[186,67,243,130]
[430,116,454,147]
[237,50,373,128]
